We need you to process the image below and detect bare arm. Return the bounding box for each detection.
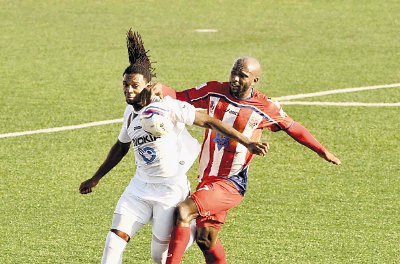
[79,140,131,194]
[193,111,269,156]
[285,122,341,165]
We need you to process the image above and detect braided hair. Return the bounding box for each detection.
[123,29,155,82]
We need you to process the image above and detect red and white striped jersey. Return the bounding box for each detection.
[176,81,294,186]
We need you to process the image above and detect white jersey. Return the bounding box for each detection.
[118,96,201,184]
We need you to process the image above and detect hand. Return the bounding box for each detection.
[247,141,269,156]
[131,83,164,111]
[79,177,99,194]
[319,151,341,165]
[147,82,164,99]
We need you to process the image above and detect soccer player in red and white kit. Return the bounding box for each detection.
[161,56,341,263]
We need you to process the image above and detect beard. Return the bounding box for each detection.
[126,89,152,111]
[229,83,253,99]
[229,83,243,97]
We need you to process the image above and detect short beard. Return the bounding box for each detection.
[127,89,152,111]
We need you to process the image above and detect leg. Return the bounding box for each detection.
[151,223,196,264]
[167,179,242,264]
[101,231,127,264]
[151,204,176,264]
[175,196,200,226]
[166,197,199,264]
[101,214,145,264]
[103,186,152,264]
[192,179,243,264]
[196,227,227,264]
[151,179,193,264]
[151,234,170,264]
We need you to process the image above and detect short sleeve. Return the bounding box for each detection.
[164,96,196,125]
[118,105,133,143]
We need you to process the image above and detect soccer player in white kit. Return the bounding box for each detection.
[79,29,269,264]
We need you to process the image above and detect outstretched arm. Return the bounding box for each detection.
[193,111,269,156]
[285,122,341,165]
[79,140,131,194]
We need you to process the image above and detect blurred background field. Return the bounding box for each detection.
[1,1,399,263]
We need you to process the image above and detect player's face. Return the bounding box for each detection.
[122,73,148,104]
[229,60,258,98]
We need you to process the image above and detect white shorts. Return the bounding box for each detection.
[112,176,190,241]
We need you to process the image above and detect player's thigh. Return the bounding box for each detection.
[152,203,177,241]
[111,213,145,238]
[151,181,191,240]
[112,192,152,237]
[192,179,243,216]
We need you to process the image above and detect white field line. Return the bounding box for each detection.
[276,83,400,101]
[1,83,399,139]
[194,29,218,33]
[0,119,122,139]
[281,101,400,107]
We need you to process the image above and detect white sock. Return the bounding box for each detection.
[101,231,128,264]
[151,235,169,264]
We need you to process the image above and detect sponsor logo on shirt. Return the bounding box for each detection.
[210,101,216,112]
[213,133,230,151]
[248,115,259,129]
[224,107,239,116]
[138,146,157,164]
[133,134,159,146]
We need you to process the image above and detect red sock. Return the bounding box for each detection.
[166,226,191,264]
[203,239,227,264]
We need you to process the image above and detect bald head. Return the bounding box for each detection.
[229,56,261,98]
[234,56,261,78]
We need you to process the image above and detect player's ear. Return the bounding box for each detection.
[253,77,259,85]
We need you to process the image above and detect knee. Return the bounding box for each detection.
[151,253,163,264]
[196,227,218,251]
[196,234,212,251]
[175,203,195,225]
[111,229,130,242]
[151,235,169,264]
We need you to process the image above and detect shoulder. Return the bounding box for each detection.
[164,96,195,111]
[193,81,228,91]
[122,104,134,118]
[251,90,290,118]
[253,90,278,107]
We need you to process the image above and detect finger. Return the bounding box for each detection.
[257,148,266,156]
[81,188,91,194]
[143,89,152,106]
[334,158,341,165]
[260,142,269,151]
[265,142,270,150]
[260,145,268,154]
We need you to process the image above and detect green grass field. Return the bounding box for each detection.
[1,1,399,263]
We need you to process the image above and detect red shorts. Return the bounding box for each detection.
[191,178,243,230]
